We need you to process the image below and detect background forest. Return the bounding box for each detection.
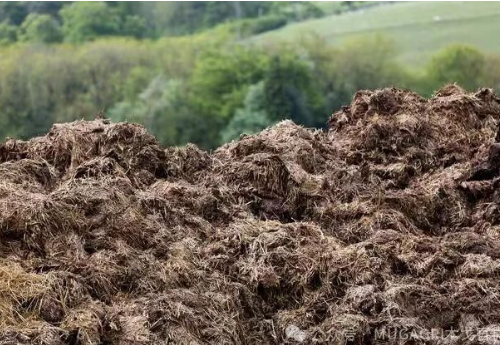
[1,1,499,148]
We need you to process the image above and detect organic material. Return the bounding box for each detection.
[1,85,500,344]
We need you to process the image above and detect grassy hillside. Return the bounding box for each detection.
[252,2,500,66]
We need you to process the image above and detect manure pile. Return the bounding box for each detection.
[2,85,500,344]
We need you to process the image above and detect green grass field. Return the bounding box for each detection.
[252,2,500,66]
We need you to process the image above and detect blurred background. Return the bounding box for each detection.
[0,1,499,148]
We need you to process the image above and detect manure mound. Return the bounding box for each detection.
[2,86,500,344]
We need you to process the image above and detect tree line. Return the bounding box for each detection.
[0,29,497,149]
[0,1,327,44]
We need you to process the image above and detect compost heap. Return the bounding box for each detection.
[2,85,500,345]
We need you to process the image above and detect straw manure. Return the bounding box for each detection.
[2,85,500,344]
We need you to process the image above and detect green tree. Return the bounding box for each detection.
[0,2,28,26]
[0,20,17,45]
[19,13,62,43]
[263,53,324,127]
[203,2,237,28]
[426,44,486,91]
[109,77,204,147]
[0,46,60,139]
[152,2,208,35]
[221,82,273,143]
[108,101,147,125]
[0,34,219,143]
[122,66,155,102]
[60,2,121,43]
[190,46,269,121]
[148,2,277,36]
[25,2,66,17]
[121,15,147,39]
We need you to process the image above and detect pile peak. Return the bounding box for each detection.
[1,86,500,344]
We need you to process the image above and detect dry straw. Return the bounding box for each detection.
[1,85,500,344]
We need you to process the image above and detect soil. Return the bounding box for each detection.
[2,85,500,344]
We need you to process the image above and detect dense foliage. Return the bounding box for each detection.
[1,2,500,149]
[0,1,325,41]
